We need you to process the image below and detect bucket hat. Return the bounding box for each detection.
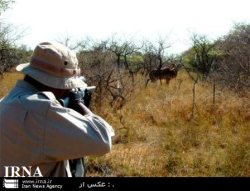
[16,42,87,89]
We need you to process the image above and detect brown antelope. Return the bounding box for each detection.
[146,64,179,86]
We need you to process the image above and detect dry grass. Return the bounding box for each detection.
[0,71,23,98]
[87,70,250,177]
[1,70,249,176]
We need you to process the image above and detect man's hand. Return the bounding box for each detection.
[59,90,93,115]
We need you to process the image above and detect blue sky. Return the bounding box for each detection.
[2,0,250,54]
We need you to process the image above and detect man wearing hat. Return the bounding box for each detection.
[0,42,114,177]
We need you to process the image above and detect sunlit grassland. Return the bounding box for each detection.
[0,71,23,98]
[1,70,249,176]
[87,70,250,177]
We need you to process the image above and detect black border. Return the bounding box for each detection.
[1,177,250,191]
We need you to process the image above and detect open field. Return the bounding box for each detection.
[1,70,249,176]
[86,70,250,177]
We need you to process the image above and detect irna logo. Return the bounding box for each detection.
[4,166,43,177]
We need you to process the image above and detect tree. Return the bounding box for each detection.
[0,0,21,75]
[77,39,114,111]
[107,37,140,92]
[142,38,172,75]
[215,23,250,93]
[0,0,14,15]
[185,34,222,80]
[182,35,222,119]
[56,35,85,51]
[16,45,32,63]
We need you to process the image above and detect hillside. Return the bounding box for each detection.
[0,70,249,176]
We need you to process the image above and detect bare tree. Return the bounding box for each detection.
[215,24,250,93]
[56,35,86,51]
[77,37,143,110]
[142,38,171,74]
[107,37,140,93]
[77,39,115,111]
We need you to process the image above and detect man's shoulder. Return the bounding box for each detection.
[37,91,56,101]
[19,92,61,115]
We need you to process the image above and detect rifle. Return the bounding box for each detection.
[59,84,96,177]
[59,86,96,108]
